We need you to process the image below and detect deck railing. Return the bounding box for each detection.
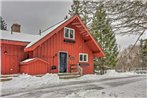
[77,63,83,76]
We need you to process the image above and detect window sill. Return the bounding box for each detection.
[79,62,89,66]
[64,39,75,43]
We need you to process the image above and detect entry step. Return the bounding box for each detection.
[58,72,81,79]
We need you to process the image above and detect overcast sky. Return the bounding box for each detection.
[1,0,72,34]
[0,0,146,50]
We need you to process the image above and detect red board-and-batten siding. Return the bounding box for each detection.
[20,58,49,75]
[1,42,27,74]
[1,15,105,75]
[32,25,94,74]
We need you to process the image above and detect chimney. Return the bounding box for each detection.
[11,23,21,33]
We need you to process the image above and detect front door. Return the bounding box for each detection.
[59,52,67,73]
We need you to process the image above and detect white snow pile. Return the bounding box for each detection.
[1,70,139,92]
[104,70,136,76]
[79,70,137,81]
[2,73,60,90]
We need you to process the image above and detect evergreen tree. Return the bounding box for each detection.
[91,4,118,74]
[69,0,97,26]
[0,16,7,30]
[69,0,81,16]
[69,0,118,74]
[140,39,147,68]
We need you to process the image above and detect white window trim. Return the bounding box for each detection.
[79,53,88,62]
[64,27,75,40]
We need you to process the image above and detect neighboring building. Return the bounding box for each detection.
[0,15,105,75]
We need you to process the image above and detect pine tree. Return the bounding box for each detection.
[69,0,81,16]
[0,16,7,30]
[140,39,147,68]
[69,0,118,74]
[91,4,118,74]
[69,0,97,26]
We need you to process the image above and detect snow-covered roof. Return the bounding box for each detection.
[0,30,40,42]
[20,57,49,64]
[21,58,35,63]
[26,18,69,48]
[0,17,69,47]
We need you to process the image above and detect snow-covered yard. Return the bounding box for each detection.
[1,70,146,98]
[1,70,137,91]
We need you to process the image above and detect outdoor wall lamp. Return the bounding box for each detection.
[4,50,8,54]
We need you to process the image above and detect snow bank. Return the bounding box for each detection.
[79,70,137,81]
[2,73,60,90]
[2,70,137,90]
[1,70,139,94]
[105,70,136,76]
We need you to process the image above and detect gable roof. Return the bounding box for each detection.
[25,18,70,48]
[0,15,105,58]
[24,15,105,57]
[20,57,49,65]
[24,15,77,52]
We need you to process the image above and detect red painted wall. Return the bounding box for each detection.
[20,60,49,75]
[1,44,27,74]
[1,20,97,75]
[32,23,94,74]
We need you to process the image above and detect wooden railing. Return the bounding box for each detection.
[70,64,83,76]
[77,63,83,76]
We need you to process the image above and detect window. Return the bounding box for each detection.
[64,27,75,40]
[79,53,88,62]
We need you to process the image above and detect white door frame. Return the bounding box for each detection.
[58,51,68,73]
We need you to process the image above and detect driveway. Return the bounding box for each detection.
[1,75,146,98]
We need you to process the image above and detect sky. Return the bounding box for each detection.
[1,0,73,34]
[0,0,146,50]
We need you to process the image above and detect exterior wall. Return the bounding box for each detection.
[20,61,49,75]
[33,24,94,74]
[1,44,26,74]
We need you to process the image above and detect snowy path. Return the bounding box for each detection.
[1,75,146,98]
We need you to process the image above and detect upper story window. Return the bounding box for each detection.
[79,53,88,62]
[64,27,75,40]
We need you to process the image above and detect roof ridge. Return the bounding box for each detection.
[41,18,70,34]
[25,16,71,48]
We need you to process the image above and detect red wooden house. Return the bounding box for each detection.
[0,15,105,75]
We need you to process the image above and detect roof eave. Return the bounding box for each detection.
[24,15,79,52]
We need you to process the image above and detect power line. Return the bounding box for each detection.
[129,30,146,54]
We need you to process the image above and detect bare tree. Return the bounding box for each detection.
[104,0,147,34]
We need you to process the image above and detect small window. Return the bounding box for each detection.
[79,53,88,62]
[64,27,75,40]
[65,29,69,38]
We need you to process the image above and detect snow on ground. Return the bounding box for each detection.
[0,70,144,96]
[1,70,137,90]
[1,74,60,90]
[78,70,137,81]
[62,79,147,98]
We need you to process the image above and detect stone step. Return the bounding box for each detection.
[0,74,19,82]
[0,77,12,82]
[0,74,19,78]
[58,72,80,76]
[59,74,81,79]
[58,72,81,79]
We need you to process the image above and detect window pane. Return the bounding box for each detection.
[80,55,83,61]
[70,30,73,39]
[84,55,87,61]
[65,28,69,38]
